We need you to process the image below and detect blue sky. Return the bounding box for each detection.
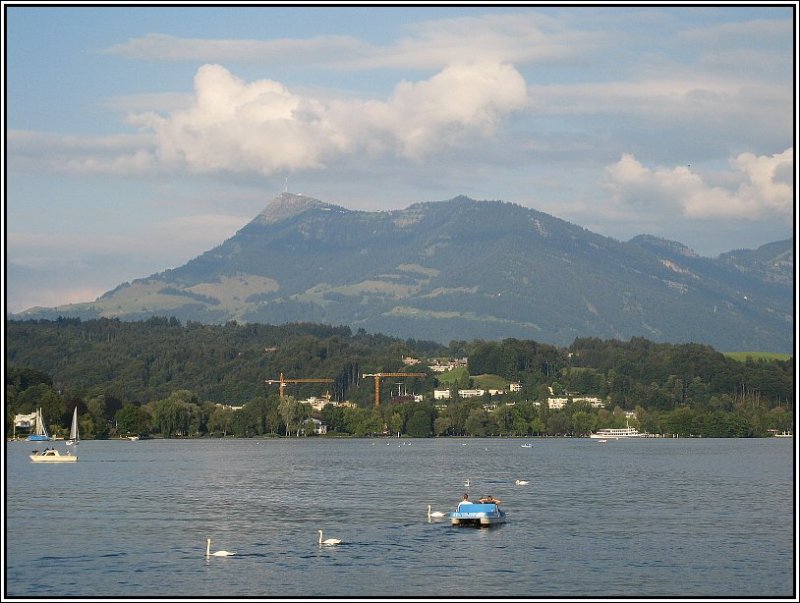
[4,3,796,313]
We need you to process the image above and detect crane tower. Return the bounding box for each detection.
[361,372,426,407]
[265,372,334,399]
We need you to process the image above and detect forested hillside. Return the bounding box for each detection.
[5,318,794,439]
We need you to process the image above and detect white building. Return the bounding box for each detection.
[303,396,332,412]
[305,417,327,435]
[13,412,37,429]
[428,357,468,373]
[547,396,605,409]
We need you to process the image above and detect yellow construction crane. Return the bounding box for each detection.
[265,372,334,399]
[362,372,426,407]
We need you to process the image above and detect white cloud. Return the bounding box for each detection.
[7,129,159,175]
[527,77,789,124]
[132,62,527,174]
[102,91,194,113]
[102,13,595,70]
[678,17,791,47]
[604,148,793,219]
[344,13,597,70]
[104,32,369,64]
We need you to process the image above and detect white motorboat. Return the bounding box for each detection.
[30,448,78,463]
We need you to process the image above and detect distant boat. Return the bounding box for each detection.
[521,443,532,448]
[773,431,793,438]
[30,447,77,463]
[66,407,79,446]
[589,422,642,439]
[26,408,51,442]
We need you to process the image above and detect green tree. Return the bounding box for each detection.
[464,408,488,436]
[207,405,235,436]
[406,409,431,437]
[278,396,304,436]
[494,404,515,434]
[115,403,151,435]
[433,415,451,436]
[387,412,404,436]
[571,410,595,436]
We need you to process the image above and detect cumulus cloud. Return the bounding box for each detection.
[604,148,793,219]
[131,62,528,174]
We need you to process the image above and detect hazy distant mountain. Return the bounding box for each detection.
[14,193,793,353]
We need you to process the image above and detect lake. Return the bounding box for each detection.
[4,437,796,598]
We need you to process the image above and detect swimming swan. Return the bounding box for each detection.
[515,479,530,485]
[427,505,445,518]
[206,538,235,557]
[318,529,342,546]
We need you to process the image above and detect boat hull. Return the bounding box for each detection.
[449,503,506,527]
[27,435,51,442]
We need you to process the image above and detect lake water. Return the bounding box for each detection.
[4,437,796,599]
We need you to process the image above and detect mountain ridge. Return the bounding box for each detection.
[13,194,793,353]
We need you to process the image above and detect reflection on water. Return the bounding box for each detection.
[5,437,795,597]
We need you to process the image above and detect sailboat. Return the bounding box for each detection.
[26,408,51,442]
[66,407,79,446]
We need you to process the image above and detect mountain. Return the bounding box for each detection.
[14,193,793,353]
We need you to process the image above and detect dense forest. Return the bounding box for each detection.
[5,318,794,439]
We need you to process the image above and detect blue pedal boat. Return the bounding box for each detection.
[449,503,506,527]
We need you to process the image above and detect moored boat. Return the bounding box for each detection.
[26,408,51,442]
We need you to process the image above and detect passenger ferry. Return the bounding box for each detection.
[589,425,642,439]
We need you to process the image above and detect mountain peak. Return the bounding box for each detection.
[629,234,698,258]
[253,192,330,225]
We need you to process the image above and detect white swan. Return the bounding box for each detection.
[427,504,445,518]
[318,529,342,546]
[206,538,235,557]
[515,479,530,485]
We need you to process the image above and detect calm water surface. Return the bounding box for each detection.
[4,437,796,598]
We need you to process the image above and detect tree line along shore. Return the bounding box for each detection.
[6,317,793,439]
